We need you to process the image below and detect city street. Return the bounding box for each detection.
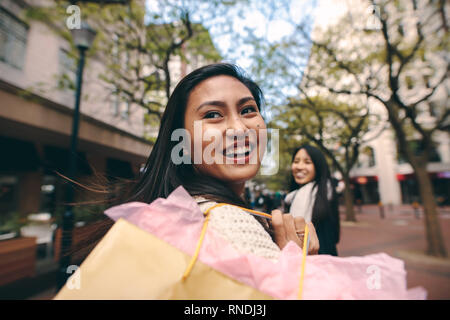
[337,205,450,300]
[0,0,448,302]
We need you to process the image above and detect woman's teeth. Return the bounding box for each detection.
[225,145,251,157]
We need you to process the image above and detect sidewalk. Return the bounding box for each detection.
[337,205,450,299]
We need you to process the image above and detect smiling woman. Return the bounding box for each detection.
[70,63,320,266]
[285,145,340,256]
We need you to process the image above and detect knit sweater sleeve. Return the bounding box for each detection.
[196,199,281,261]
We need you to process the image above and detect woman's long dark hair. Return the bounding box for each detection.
[68,63,271,264]
[289,145,337,226]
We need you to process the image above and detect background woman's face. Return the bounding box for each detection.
[184,75,266,185]
[292,148,316,185]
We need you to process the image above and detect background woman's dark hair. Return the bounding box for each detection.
[289,145,338,227]
[69,63,271,263]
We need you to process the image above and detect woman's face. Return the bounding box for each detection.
[184,75,266,191]
[292,148,316,185]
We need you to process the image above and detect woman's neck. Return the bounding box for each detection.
[228,182,245,198]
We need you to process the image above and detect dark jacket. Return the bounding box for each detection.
[285,189,340,256]
[314,207,340,256]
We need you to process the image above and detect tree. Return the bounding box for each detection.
[292,0,449,257]
[93,1,222,122]
[26,0,222,128]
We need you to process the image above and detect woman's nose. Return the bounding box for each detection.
[293,162,304,170]
[226,117,247,137]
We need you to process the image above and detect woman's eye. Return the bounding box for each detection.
[241,106,257,115]
[204,111,222,119]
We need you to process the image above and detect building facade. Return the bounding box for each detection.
[0,0,153,223]
[310,0,450,206]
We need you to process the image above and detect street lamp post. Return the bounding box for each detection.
[58,22,96,289]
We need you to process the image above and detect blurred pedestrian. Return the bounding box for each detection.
[254,191,265,212]
[273,191,282,210]
[264,192,274,213]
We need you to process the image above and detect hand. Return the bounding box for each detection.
[271,210,320,255]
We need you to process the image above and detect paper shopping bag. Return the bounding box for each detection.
[54,218,273,300]
[55,186,426,300]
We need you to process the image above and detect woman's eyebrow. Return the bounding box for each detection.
[237,96,256,106]
[196,100,226,111]
[196,96,256,112]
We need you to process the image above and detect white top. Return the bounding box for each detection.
[195,197,280,261]
[285,180,333,223]
[284,182,317,222]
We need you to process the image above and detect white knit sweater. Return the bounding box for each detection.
[195,197,281,261]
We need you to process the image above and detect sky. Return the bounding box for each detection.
[143,0,353,108]
[143,0,350,174]
[210,0,318,69]
[145,0,318,68]
[313,0,349,28]
[203,0,351,68]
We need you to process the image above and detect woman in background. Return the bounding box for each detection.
[284,145,340,256]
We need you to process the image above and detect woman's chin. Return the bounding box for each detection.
[295,178,309,185]
[219,164,260,183]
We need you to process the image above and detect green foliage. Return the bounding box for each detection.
[57,73,76,91]
[0,213,27,235]
[53,203,108,227]
[25,0,223,127]
[273,94,377,177]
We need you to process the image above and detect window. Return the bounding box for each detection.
[0,8,27,69]
[111,91,120,116]
[111,87,121,116]
[110,88,130,119]
[357,146,376,168]
[121,101,130,120]
[58,49,76,90]
[0,175,18,219]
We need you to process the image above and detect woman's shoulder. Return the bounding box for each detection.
[193,196,280,261]
[194,196,254,216]
[194,196,260,222]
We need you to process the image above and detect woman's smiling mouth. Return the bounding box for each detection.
[223,141,256,163]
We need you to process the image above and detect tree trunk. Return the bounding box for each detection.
[385,100,447,257]
[414,165,447,257]
[343,174,357,222]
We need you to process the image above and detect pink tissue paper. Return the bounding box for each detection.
[104,186,427,300]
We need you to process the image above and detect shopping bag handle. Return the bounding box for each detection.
[181,203,226,281]
[182,202,309,300]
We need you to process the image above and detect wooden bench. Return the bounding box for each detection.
[0,237,37,286]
